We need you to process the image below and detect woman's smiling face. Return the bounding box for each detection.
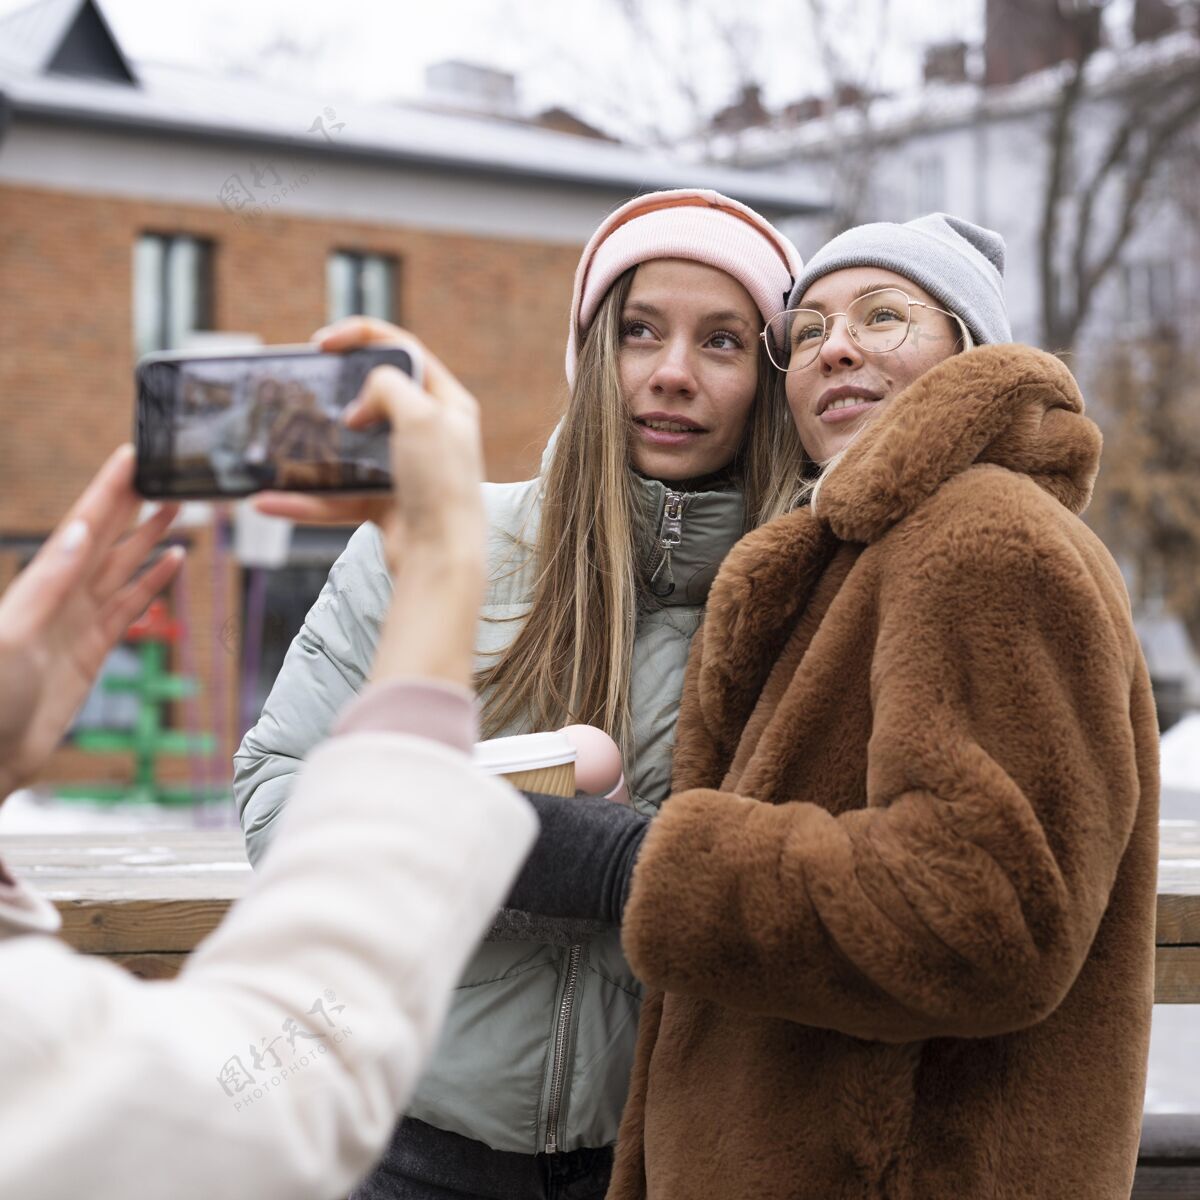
[784,266,965,465]
[619,259,761,484]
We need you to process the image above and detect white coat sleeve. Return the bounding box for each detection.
[0,732,537,1200]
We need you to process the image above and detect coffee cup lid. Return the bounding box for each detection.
[473,731,578,775]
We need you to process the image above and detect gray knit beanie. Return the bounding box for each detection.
[788,213,1012,346]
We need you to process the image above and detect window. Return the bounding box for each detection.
[913,155,945,215]
[1122,259,1179,332]
[133,233,214,357]
[1056,134,1080,196]
[327,251,397,324]
[239,528,356,719]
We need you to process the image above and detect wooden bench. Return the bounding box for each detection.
[1134,1114,1200,1198]
[5,822,1198,999]
[3,829,252,980]
[1157,817,1200,1003]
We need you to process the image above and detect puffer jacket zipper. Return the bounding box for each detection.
[648,490,686,598]
[544,944,584,1153]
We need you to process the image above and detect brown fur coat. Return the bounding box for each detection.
[610,345,1160,1199]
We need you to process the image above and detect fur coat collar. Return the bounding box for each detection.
[697,345,1103,751]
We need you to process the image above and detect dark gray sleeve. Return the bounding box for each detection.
[503,791,649,925]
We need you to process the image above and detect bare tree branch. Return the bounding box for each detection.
[800,0,894,232]
[1078,80,1200,315]
[1039,57,1091,348]
[1037,5,1200,349]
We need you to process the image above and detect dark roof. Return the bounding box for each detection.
[0,0,135,83]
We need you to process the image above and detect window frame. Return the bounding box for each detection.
[326,249,398,324]
[133,232,215,357]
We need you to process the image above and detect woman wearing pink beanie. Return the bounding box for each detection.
[237,189,804,1198]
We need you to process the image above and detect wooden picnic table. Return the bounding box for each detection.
[2,822,1199,1000]
[1156,817,1199,1003]
[2,829,252,980]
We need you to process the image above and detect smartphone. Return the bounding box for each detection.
[134,343,422,499]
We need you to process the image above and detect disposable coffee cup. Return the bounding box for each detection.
[473,731,577,797]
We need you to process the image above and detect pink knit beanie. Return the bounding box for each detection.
[564,189,803,386]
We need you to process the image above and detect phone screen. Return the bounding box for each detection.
[134,345,417,499]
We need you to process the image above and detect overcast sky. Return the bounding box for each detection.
[0,0,999,139]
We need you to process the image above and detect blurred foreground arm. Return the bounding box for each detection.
[0,335,537,1199]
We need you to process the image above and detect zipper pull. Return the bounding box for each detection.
[648,490,684,598]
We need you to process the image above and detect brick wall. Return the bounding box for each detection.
[0,181,583,793]
[0,180,581,533]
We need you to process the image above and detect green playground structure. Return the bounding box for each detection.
[62,598,224,806]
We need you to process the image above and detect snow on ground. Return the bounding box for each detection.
[1147,1006,1200,1113]
[1162,713,1200,796]
[0,788,239,833]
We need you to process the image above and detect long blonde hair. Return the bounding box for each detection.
[476,267,806,752]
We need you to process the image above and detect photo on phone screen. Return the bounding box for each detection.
[134,344,420,499]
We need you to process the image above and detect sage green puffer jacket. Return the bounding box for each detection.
[233,471,745,1154]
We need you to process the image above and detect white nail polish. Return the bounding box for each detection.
[60,519,88,554]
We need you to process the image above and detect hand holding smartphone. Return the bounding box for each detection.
[134,341,423,499]
[134,318,488,685]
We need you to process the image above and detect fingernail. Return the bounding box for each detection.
[60,519,88,554]
[341,400,361,423]
[310,326,330,344]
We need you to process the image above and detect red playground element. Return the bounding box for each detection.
[124,598,183,644]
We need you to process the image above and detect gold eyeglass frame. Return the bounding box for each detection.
[761,287,970,372]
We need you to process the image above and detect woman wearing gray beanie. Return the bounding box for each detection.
[770,211,1012,483]
[475,213,1158,1198]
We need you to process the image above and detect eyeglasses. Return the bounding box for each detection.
[760,287,969,372]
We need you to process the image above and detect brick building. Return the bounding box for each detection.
[0,0,817,800]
